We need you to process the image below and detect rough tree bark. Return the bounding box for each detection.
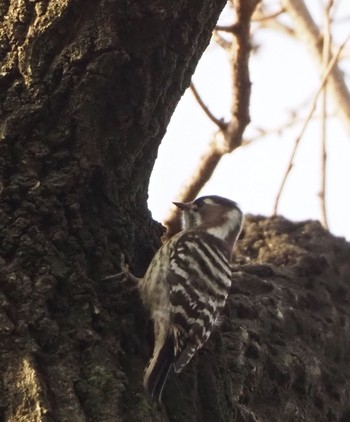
[0,1,350,422]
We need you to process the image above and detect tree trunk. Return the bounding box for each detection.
[1,1,350,421]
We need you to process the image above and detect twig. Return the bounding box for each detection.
[273,32,350,214]
[255,17,295,38]
[319,0,333,230]
[215,24,240,34]
[212,31,232,51]
[252,7,285,22]
[243,111,336,147]
[190,83,227,130]
[252,3,293,36]
[281,0,350,135]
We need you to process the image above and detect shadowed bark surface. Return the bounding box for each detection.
[1,1,350,421]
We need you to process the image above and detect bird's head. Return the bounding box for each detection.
[173,195,243,244]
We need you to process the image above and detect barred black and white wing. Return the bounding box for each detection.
[168,231,232,373]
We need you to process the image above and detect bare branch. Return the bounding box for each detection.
[273,33,350,214]
[252,7,285,22]
[243,111,336,147]
[162,148,222,239]
[212,31,232,51]
[319,0,333,230]
[216,24,240,34]
[163,0,261,239]
[255,17,295,38]
[252,3,294,36]
[190,83,227,130]
[225,0,256,152]
[281,0,350,135]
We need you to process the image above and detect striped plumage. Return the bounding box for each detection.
[139,195,243,403]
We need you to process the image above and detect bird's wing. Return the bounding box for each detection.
[168,231,232,373]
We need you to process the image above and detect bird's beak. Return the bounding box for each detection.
[173,201,190,211]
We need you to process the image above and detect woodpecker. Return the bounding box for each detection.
[139,195,243,403]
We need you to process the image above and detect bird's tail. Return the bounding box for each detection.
[143,335,174,403]
[173,342,197,373]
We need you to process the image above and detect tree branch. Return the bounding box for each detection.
[215,24,240,34]
[252,6,285,22]
[319,0,333,230]
[190,83,227,130]
[244,111,336,147]
[273,33,350,214]
[281,0,350,136]
[212,31,232,51]
[163,0,261,239]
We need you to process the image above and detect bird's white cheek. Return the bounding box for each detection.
[183,212,200,229]
[207,224,230,239]
[182,214,190,230]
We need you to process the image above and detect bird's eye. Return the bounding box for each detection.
[193,198,204,209]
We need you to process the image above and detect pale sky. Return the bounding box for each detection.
[148,1,350,241]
